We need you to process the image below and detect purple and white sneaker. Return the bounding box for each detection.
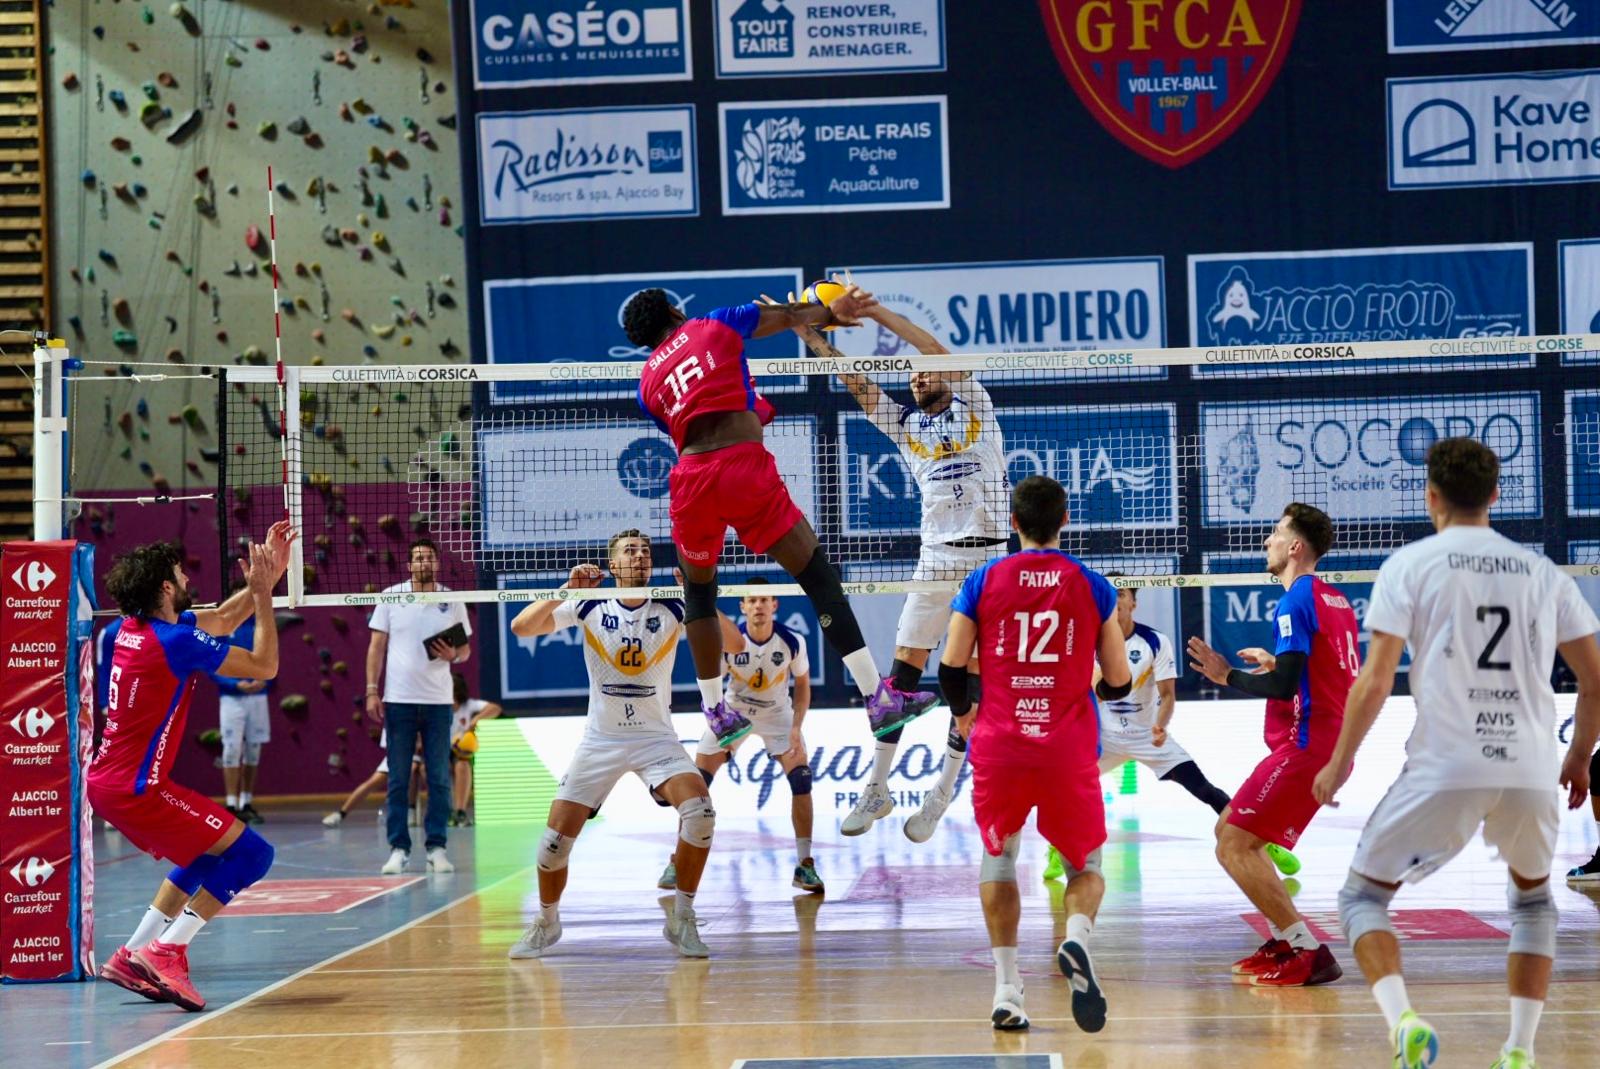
[866,678,940,738]
[706,701,753,748]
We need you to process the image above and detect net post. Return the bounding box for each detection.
[216,367,230,587]
[284,364,306,606]
[32,342,67,540]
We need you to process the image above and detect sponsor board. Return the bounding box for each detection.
[1569,391,1600,517]
[498,565,824,700]
[1558,239,1600,365]
[469,0,692,88]
[1189,244,1534,376]
[483,268,806,401]
[715,0,946,78]
[1036,0,1303,168]
[823,258,1167,382]
[1200,393,1542,525]
[477,105,697,224]
[1572,542,1600,619]
[720,96,948,215]
[481,417,816,551]
[1388,69,1600,190]
[839,404,1177,537]
[1388,0,1600,54]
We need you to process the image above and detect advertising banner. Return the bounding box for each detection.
[1388,0,1600,54]
[714,0,946,78]
[469,0,692,88]
[1569,391,1600,517]
[1558,239,1600,365]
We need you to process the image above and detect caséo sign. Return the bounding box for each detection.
[839,404,1177,536]
[470,0,691,88]
[1200,393,1542,525]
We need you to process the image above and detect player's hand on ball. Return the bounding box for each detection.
[1237,647,1275,674]
[826,282,877,327]
[1186,636,1232,686]
[566,563,603,589]
[1311,758,1349,807]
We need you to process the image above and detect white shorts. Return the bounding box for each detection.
[1097,728,1193,778]
[219,693,270,746]
[695,702,795,758]
[374,728,421,776]
[1350,777,1561,884]
[555,731,700,810]
[898,541,1003,650]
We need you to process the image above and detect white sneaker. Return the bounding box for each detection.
[322,811,344,828]
[508,916,562,959]
[657,862,677,890]
[380,848,409,875]
[991,983,1028,1031]
[840,786,894,836]
[903,785,952,843]
[664,907,709,958]
[426,847,454,873]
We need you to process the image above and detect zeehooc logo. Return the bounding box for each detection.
[8,707,56,739]
[734,115,806,201]
[617,437,675,499]
[9,560,58,592]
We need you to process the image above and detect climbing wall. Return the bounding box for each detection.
[47,0,471,797]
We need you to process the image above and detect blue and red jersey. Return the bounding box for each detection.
[1267,574,1360,754]
[637,303,775,452]
[951,549,1117,765]
[88,612,231,795]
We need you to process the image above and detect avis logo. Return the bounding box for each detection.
[7,856,55,887]
[8,707,56,739]
[9,560,58,592]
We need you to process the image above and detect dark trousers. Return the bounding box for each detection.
[384,702,452,852]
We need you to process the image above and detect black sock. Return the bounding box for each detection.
[945,718,967,754]
[791,546,866,657]
[1161,761,1232,813]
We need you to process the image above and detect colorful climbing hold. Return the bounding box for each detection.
[245,225,264,252]
[258,120,277,139]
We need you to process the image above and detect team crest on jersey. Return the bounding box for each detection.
[1129,648,1142,663]
[772,650,785,665]
[1036,0,1302,168]
[601,612,619,631]
[733,652,750,666]
[646,615,661,633]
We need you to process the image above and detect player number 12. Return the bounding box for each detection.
[1011,611,1060,663]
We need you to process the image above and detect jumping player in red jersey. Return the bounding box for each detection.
[90,523,295,1011]
[937,475,1131,1033]
[1187,502,1359,988]
[625,284,938,747]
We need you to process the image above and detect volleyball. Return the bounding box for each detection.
[453,730,478,758]
[802,279,847,330]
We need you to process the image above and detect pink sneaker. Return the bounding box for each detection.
[98,945,166,1002]
[130,940,206,1011]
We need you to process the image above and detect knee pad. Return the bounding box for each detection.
[537,826,574,872]
[682,575,718,624]
[945,719,968,754]
[1062,847,1103,881]
[701,767,717,787]
[242,741,262,766]
[677,795,715,848]
[1337,871,1398,946]
[1507,879,1557,958]
[1590,747,1600,779]
[979,834,1021,883]
[199,828,275,905]
[787,764,813,797]
[166,854,222,896]
[793,548,865,653]
[220,735,243,768]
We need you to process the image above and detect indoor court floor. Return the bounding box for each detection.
[8,708,1600,1069]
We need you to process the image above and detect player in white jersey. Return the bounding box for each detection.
[504,529,718,960]
[659,578,824,893]
[1312,439,1600,1069]
[784,285,1009,842]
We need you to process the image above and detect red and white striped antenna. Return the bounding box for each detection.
[266,165,289,520]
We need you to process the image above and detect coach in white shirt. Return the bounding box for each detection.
[366,538,472,875]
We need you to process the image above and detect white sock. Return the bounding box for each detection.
[539,901,559,924]
[937,746,966,794]
[1371,974,1412,1031]
[1281,920,1317,951]
[674,889,696,918]
[1268,922,1284,940]
[842,648,880,697]
[226,794,239,808]
[239,791,252,807]
[162,907,207,947]
[1507,996,1543,1055]
[126,906,174,951]
[1066,912,1094,947]
[991,945,1021,987]
[697,677,723,710]
[867,739,898,794]
[796,837,812,862]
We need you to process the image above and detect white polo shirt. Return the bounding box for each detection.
[369,581,472,705]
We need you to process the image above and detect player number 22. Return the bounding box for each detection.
[619,636,644,668]
[1011,611,1060,663]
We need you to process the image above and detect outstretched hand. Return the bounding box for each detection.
[1185,636,1233,686]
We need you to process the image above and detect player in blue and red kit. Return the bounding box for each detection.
[937,474,1132,1033]
[1188,502,1359,987]
[625,284,938,748]
[90,523,294,1011]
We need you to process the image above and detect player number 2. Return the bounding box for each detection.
[1011,611,1060,663]
[664,356,704,401]
[1475,605,1511,670]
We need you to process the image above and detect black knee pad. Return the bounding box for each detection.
[683,574,718,624]
[792,547,865,654]
[787,764,813,796]
[701,767,716,787]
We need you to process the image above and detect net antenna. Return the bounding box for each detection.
[264,166,305,601]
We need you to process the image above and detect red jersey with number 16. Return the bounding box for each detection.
[638,303,775,452]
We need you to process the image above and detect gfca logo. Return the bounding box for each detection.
[8,707,56,739]
[10,560,57,592]
[1037,0,1302,168]
[8,856,55,887]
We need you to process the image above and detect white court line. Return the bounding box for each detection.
[250,929,286,935]
[45,1041,92,1046]
[138,1007,1600,1044]
[91,865,535,1069]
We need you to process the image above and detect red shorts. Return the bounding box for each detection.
[1227,744,1329,849]
[88,778,233,866]
[669,441,804,567]
[970,751,1106,869]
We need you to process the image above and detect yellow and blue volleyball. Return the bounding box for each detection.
[802,279,847,329]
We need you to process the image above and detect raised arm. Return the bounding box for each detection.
[865,305,949,357]
[795,323,883,413]
[751,285,877,339]
[195,520,295,634]
[510,564,602,638]
[212,544,281,680]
